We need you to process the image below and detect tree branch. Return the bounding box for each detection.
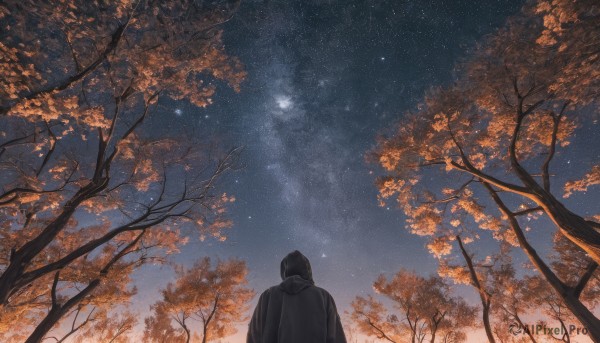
[357,311,397,343]
[51,272,60,308]
[513,206,543,217]
[572,261,598,299]
[55,307,97,343]
[481,182,567,291]
[450,161,531,196]
[2,22,130,116]
[456,235,496,343]
[541,102,568,192]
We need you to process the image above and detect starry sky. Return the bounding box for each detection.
[131,0,596,340]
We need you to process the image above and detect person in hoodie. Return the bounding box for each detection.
[247,250,347,343]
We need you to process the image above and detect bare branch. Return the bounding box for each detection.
[51,272,60,308]
[513,206,543,217]
[572,261,598,299]
[541,102,568,191]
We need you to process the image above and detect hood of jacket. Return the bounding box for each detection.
[279,250,314,294]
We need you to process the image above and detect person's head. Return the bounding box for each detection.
[280,250,313,283]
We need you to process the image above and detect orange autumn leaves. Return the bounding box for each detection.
[143,258,254,343]
[1,0,245,128]
[0,1,245,342]
[371,0,599,262]
[350,269,478,343]
[367,0,600,341]
[564,165,600,199]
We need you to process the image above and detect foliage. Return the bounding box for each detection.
[370,0,600,339]
[143,258,254,343]
[0,0,244,341]
[371,0,599,264]
[350,269,477,343]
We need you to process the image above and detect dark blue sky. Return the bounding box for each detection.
[132,0,572,339]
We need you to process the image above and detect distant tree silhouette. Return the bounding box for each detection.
[371,0,600,338]
[350,269,477,343]
[0,0,244,341]
[143,258,254,343]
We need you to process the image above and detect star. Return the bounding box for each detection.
[174,108,182,116]
[275,95,293,110]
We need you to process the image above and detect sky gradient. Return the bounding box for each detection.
[129,0,599,341]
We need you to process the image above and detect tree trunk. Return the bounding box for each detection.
[0,207,78,304]
[560,294,600,342]
[454,108,600,268]
[24,279,100,343]
[483,182,600,343]
[183,323,191,343]
[508,109,600,267]
[456,235,496,343]
[24,231,142,343]
[481,303,495,343]
[534,193,600,266]
[514,313,536,343]
[408,318,417,343]
[0,180,106,305]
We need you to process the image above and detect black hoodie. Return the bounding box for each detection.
[247,251,347,343]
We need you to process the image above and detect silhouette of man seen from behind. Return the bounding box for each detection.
[247,250,347,343]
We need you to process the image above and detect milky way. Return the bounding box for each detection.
[134,0,529,340]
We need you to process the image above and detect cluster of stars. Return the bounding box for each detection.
[173,108,210,121]
[275,95,293,110]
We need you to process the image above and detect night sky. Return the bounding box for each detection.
[128,0,594,340]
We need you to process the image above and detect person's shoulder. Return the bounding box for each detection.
[267,284,281,293]
[259,284,283,298]
[312,285,334,298]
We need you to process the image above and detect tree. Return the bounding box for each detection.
[438,236,507,343]
[53,309,137,343]
[517,234,600,343]
[370,0,600,338]
[24,236,140,343]
[76,310,137,343]
[550,233,600,309]
[440,238,551,343]
[0,0,244,341]
[523,275,575,342]
[488,267,537,343]
[350,269,478,343]
[143,257,254,343]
